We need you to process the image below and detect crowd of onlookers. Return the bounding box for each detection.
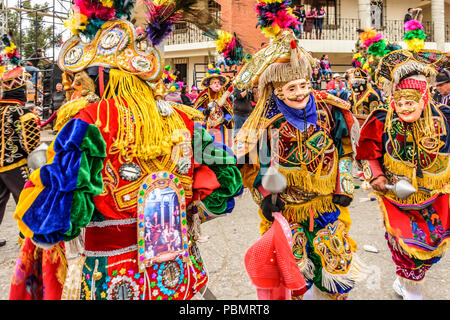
[292,4,327,40]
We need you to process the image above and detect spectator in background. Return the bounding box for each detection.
[232,87,253,137]
[30,105,42,127]
[304,7,316,39]
[180,86,193,106]
[327,73,349,101]
[434,69,450,106]
[52,82,66,112]
[188,86,199,103]
[311,68,322,90]
[404,8,413,23]
[293,4,306,39]
[315,6,326,39]
[319,54,332,81]
[344,73,352,92]
[25,49,50,85]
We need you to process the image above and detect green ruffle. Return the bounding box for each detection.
[368,39,388,57]
[403,29,426,41]
[64,124,106,241]
[193,126,242,214]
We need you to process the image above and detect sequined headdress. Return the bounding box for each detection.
[233,1,314,92]
[59,8,163,82]
[233,0,316,157]
[373,19,448,94]
[200,64,229,89]
[0,34,28,101]
[375,44,449,96]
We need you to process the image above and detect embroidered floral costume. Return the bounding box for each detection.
[234,23,363,299]
[10,2,242,301]
[356,48,449,297]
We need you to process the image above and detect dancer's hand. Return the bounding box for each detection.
[332,194,352,207]
[260,195,285,222]
[371,175,388,192]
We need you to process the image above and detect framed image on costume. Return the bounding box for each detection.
[137,171,189,272]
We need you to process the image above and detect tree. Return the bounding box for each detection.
[7,0,57,64]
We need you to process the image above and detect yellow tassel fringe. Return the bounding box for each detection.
[103,69,186,161]
[54,98,89,132]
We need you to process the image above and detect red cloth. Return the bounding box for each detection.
[192,164,220,200]
[10,238,65,300]
[395,78,427,92]
[244,212,306,300]
[381,194,450,258]
[355,112,385,160]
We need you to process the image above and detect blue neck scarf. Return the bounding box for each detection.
[274,93,317,132]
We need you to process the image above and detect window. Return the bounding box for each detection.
[370,1,385,29]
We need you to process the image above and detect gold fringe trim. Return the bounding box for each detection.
[104,69,186,161]
[54,98,89,132]
[234,87,273,157]
[378,196,450,260]
[383,153,450,204]
[170,102,205,121]
[259,196,338,234]
[276,152,338,196]
[282,196,337,224]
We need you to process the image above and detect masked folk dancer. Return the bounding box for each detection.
[356,48,450,300]
[349,67,383,124]
[193,65,234,146]
[0,38,41,248]
[10,1,242,301]
[234,26,364,299]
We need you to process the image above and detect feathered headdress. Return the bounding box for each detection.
[359,28,388,58]
[162,65,177,85]
[403,19,426,52]
[1,34,21,66]
[203,29,246,66]
[200,63,229,89]
[64,0,135,38]
[143,0,221,47]
[255,0,299,38]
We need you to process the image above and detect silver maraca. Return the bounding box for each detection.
[262,166,287,205]
[385,180,417,200]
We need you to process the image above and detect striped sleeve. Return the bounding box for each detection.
[13,118,106,246]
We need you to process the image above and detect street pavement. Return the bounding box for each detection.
[0,133,449,299]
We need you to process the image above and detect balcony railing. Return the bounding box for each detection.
[166,22,213,46]
[165,18,447,46]
[381,20,434,43]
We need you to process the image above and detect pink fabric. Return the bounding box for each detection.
[257,286,291,300]
[244,212,306,300]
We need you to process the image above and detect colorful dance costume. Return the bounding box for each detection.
[349,67,383,119]
[193,66,234,146]
[356,47,449,298]
[10,3,242,301]
[234,5,364,299]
